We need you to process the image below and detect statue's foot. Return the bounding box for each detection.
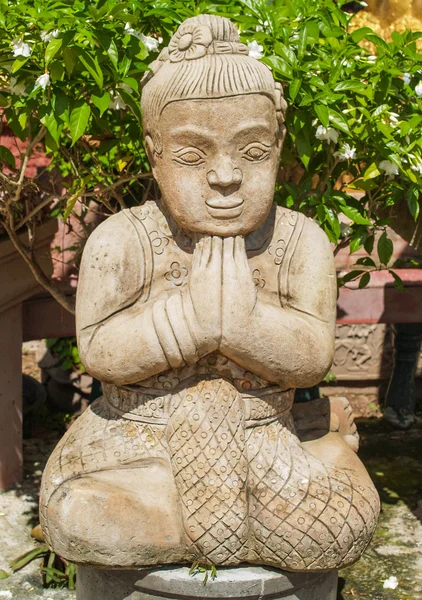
[292,395,359,452]
[43,461,189,567]
[328,396,359,453]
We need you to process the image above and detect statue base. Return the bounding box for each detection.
[76,565,338,600]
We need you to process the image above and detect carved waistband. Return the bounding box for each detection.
[102,381,294,428]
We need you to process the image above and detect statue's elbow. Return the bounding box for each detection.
[312,333,334,384]
[78,332,120,384]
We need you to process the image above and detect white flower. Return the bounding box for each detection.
[40,29,59,43]
[383,576,398,590]
[124,23,160,51]
[34,73,50,90]
[403,72,411,85]
[335,143,357,161]
[315,125,339,145]
[109,93,127,111]
[140,33,160,52]
[388,112,400,127]
[415,81,422,97]
[247,40,264,59]
[12,39,32,57]
[256,20,270,32]
[379,160,399,176]
[411,160,422,174]
[117,83,132,92]
[9,77,27,95]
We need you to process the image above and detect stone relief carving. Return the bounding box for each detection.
[40,14,379,574]
[332,324,394,380]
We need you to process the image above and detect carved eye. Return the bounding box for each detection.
[242,144,271,162]
[173,149,205,166]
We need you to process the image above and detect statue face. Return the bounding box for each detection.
[148,94,283,236]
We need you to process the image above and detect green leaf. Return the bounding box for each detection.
[63,188,83,221]
[289,78,301,103]
[350,235,363,254]
[315,104,329,128]
[11,56,29,74]
[117,89,142,123]
[263,56,293,80]
[364,34,390,53]
[0,145,16,168]
[274,42,296,66]
[69,101,91,145]
[328,108,350,134]
[298,25,308,59]
[40,111,62,144]
[364,234,375,254]
[63,47,77,76]
[79,51,103,89]
[334,80,367,93]
[338,270,364,285]
[341,205,371,225]
[363,162,381,181]
[359,272,371,289]
[406,185,420,221]
[53,92,70,123]
[107,38,119,69]
[10,546,48,572]
[351,27,374,44]
[45,38,62,65]
[91,92,110,116]
[49,61,65,81]
[389,270,405,292]
[295,128,312,168]
[377,231,393,265]
[356,257,376,268]
[0,570,10,580]
[323,205,340,239]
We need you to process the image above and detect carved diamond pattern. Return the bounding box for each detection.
[166,378,249,564]
[247,421,379,570]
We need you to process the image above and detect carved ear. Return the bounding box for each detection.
[279,123,287,147]
[145,135,156,171]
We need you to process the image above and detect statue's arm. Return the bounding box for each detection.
[76,213,206,385]
[221,218,337,388]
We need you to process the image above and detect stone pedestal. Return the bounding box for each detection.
[76,566,338,600]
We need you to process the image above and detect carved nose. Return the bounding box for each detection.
[207,164,243,187]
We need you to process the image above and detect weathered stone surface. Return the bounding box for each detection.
[40,13,379,579]
[76,566,338,600]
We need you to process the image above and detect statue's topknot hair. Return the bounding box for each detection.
[141,15,287,148]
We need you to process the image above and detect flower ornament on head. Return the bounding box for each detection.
[168,22,213,62]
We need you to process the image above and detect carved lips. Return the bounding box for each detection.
[205,197,244,219]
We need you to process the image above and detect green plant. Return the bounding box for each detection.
[10,546,76,590]
[0,0,420,310]
[189,559,217,585]
[46,336,84,371]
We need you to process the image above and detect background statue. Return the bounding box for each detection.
[40,14,379,573]
[352,0,422,46]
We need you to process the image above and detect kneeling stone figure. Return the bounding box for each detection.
[40,14,379,576]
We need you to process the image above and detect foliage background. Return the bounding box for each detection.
[0,0,421,312]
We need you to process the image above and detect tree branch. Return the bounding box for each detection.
[2,218,75,315]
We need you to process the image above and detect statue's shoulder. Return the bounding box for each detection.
[127,200,171,233]
[273,205,331,254]
[77,207,154,327]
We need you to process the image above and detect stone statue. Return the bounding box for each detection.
[40,14,379,588]
[352,0,422,47]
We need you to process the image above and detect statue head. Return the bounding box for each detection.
[141,14,287,236]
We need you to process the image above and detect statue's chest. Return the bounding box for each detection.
[147,232,281,305]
